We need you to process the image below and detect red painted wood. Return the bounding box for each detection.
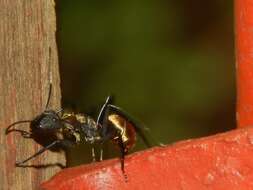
[41,126,253,190]
[235,0,253,128]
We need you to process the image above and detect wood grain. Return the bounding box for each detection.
[0,0,65,189]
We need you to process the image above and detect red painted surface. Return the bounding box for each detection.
[41,127,253,190]
[235,0,253,128]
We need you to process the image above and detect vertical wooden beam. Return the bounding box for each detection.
[235,0,253,128]
[0,0,65,189]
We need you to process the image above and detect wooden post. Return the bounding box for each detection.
[0,1,65,189]
[235,0,253,128]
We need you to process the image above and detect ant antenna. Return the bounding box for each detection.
[5,120,32,134]
[45,47,53,110]
[45,83,52,110]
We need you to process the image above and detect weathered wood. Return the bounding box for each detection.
[0,1,65,189]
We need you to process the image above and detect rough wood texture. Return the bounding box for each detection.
[0,1,65,189]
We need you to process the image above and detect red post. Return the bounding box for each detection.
[235,0,253,128]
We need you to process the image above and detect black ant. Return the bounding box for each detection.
[6,84,152,179]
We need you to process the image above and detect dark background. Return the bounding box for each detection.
[56,1,235,166]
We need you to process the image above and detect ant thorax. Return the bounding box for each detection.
[61,112,101,144]
[76,114,101,144]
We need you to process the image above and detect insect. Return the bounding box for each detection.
[96,96,152,177]
[6,84,152,179]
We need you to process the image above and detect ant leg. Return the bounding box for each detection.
[99,144,103,161]
[97,96,113,143]
[98,130,115,162]
[15,140,61,166]
[96,96,113,162]
[91,147,96,162]
[96,96,113,126]
[118,137,128,181]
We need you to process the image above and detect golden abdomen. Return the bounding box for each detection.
[108,114,136,152]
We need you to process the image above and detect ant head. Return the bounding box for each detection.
[31,80,62,130]
[32,109,63,130]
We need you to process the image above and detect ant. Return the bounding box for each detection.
[6,84,152,179]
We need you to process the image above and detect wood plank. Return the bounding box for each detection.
[0,1,65,189]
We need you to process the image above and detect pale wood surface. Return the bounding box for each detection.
[0,1,65,189]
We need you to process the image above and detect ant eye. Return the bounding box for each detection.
[53,118,56,122]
